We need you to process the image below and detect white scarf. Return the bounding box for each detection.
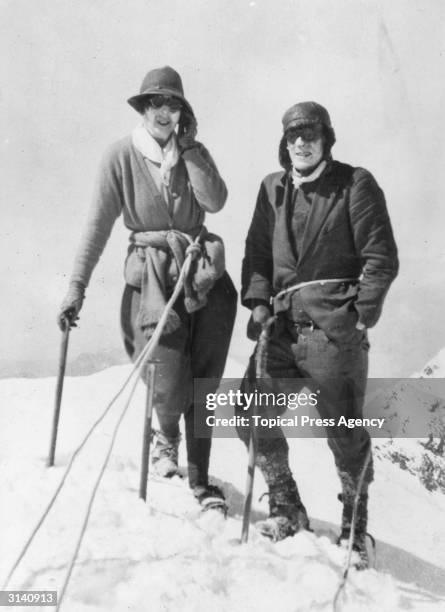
[291,160,327,188]
[132,124,180,186]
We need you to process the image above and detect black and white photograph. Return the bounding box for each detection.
[1,1,445,610]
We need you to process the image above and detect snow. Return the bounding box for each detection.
[413,348,445,379]
[1,360,445,611]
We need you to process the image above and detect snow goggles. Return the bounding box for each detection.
[148,95,183,112]
[286,124,324,143]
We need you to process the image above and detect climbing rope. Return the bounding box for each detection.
[2,234,202,609]
[56,374,140,610]
[333,448,373,611]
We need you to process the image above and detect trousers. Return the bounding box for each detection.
[121,271,237,487]
[237,313,373,485]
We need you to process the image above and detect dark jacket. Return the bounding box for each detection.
[241,160,399,336]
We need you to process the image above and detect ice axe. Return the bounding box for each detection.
[240,316,275,543]
[47,317,71,467]
[139,359,161,501]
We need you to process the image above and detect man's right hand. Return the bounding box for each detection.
[252,304,271,326]
[247,304,272,340]
[58,282,85,330]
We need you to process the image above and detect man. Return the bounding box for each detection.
[239,101,398,567]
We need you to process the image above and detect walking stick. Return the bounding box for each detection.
[241,316,275,543]
[139,360,159,501]
[48,318,71,467]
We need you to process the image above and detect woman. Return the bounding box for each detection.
[59,66,237,510]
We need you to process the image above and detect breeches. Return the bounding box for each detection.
[121,272,237,486]
[237,315,373,483]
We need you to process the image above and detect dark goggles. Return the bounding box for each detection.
[286,124,323,143]
[148,95,183,112]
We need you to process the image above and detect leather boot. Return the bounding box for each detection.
[152,431,181,478]
[337,471,369,570]
[254,439,310,541]
[256,477,310,541]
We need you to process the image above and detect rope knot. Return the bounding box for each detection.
[185,242,202,260]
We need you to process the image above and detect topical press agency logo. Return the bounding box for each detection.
[194,377,445,438]
[193,379,392,438]
[204,390,385,433]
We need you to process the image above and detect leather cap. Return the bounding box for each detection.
[282,101,333,133]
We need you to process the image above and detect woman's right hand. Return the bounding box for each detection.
[178,115,198,151]
[58,282,85,330]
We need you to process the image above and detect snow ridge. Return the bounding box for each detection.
[1,362,445,611]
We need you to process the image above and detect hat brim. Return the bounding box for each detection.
[127,88,194,117]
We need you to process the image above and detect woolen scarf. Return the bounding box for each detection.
[291,160,327,188]
[132,123,180,185]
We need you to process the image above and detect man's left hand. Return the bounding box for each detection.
[356,321,366,331]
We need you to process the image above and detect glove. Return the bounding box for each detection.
[247,304,272,341]
[58,281,85,330]
[178,115,198,151]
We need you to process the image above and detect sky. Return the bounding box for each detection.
[1,0,445,376]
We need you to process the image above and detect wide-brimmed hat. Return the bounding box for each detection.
[127,66,194,117]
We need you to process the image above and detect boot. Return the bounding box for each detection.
[193,484,228,515]
[152,431,180,478]
[337,472,369,570]
[254,439,310,541]
[256,478,310,541]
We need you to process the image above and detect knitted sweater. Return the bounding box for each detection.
[70,136,227,287]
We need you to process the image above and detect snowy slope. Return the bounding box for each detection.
[413,348,445,379]
[1,358,445,612]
